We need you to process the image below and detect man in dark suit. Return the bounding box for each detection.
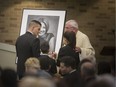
[59,56,81,87]
[15,20,41,79]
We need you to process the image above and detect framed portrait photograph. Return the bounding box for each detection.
[20,9,66,53]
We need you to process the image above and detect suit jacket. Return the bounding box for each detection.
[63,70,81,87]
[39,55,57,76]
[57,44,80,67]
[15,32,40,79]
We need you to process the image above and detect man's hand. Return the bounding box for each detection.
[75,47,81,53]
[48,52,57,60]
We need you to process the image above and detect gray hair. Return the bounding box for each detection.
[66,20,79,29]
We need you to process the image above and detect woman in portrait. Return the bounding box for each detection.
[38,18,55,52]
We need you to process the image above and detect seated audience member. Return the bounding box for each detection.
[39,41,57,75]
[97,61,111,75]
[78,58,94,71]
[59,56,81,87]
[25,57,52,79]
[87,74,115,87]
[57,31,80,68]
[19,76,56,87]
[79,59,97,87]
[39,56,53,75]
[1,68,18,87]
[19,76,39,87]
[36,77,56,87]
[64,20,95,61]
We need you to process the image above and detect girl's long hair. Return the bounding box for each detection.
[63,31,76,49]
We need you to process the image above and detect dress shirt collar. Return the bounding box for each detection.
[69,69,76,74]
[27,30,33,35]
[40,52,48,55]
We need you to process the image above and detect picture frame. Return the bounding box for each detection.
[20,9,66,53]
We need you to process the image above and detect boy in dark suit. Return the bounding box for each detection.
[39,41,57,76]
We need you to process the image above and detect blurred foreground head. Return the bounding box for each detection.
[25,57,40,75]
[65,20,78,33]
[87,74,115,87]
[19,76,56,87]
[1,68,17,87]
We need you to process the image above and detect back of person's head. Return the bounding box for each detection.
[28,20,41,36]
[60,56,76,69]
[97,61,111,75]
[25,57,40,75]
[19,76,56,87]
[29,20,41,28]
[39,56,51,71]
[81,55,96,64]
[25,57,40,68]
[65,20,78,29]
[80,62,96,77]
[19,76,40,87]
[87,74,115,87]
[40,41,49,53]
[37,77,56,87]
[63,31,76,49]
[78,58,92,71]
[1,68,17,87]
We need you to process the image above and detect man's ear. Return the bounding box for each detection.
[30,26,34,32]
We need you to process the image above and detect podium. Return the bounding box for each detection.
[100,46,115,56]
